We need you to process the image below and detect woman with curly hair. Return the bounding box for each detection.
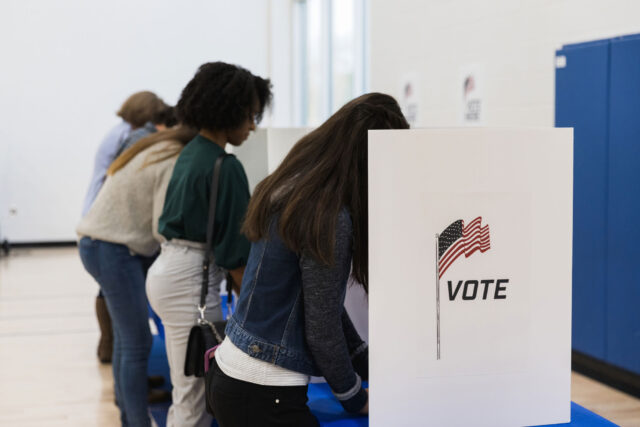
[206,93,409,426]
[146,62,272,427]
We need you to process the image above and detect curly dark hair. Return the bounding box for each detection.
[153,105,178,127]
[176,62,273,131]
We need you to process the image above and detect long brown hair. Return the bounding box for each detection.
[242,93,409,289]
[107,126,197,176]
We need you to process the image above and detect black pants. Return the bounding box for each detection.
[206,358,319,427]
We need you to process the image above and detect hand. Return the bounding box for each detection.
[359,388,369,415]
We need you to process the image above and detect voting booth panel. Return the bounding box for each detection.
[266,128,312,173]
[230,128,312,191]
[229,129,269,193]
[368,129,573,427]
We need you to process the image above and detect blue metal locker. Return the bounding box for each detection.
[555,41,610,360]
[606,35,640,374]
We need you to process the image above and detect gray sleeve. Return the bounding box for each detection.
[341,310,368,381]
[300,211,368,413]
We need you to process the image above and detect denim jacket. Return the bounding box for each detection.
[225,209,368,413]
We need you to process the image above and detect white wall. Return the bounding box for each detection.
[228,129,270,193]
[10,0,638,242]
[268,0,296,127]
[369,0,640,127]
[0,0,271,242]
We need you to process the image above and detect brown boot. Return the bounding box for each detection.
[148,388,172,404]
[95,295,113,364]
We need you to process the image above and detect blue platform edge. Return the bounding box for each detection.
[149,293,616,427]
[147,333,615,427]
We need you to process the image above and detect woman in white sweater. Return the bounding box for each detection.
[77,126,196,427]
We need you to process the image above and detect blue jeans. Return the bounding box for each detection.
[79,237,153,427]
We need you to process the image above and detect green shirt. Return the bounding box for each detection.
[158,134,251,270]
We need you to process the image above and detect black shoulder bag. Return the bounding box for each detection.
[184,154,234,378]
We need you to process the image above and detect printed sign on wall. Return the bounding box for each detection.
[398,72,420,127]
[459,63,485,126]
[368,129,572,427]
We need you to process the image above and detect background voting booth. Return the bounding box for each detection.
[368,129,573,427]
[230,127,311,190]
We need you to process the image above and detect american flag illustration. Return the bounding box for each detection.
[438,216,491,279]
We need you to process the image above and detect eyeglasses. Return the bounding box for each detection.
[247,111,260,124]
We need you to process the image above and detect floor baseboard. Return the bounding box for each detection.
[3,241,77,251]
[573,350,640,398]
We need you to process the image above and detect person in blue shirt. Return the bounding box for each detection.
[82,91,167,364]
[82,91,168,217]
[115,106,178,159]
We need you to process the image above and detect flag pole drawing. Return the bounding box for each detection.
[435,233,441,360]
[435,216,491,360]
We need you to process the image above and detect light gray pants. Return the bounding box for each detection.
[146,240,224,427]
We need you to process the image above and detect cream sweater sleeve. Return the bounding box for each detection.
[77,140,181,256]
[152,155,177,245]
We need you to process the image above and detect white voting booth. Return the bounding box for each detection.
[229,127,312,187]
[368,129,573,427]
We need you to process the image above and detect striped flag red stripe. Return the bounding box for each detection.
[438,216,491,278]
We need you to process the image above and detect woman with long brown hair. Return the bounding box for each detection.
[77,126,196,427]
[207,93,409,426]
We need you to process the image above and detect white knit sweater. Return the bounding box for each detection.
[77,140,181,256]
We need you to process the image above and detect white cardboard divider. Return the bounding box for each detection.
[229,127,312,192]
[266,128,312,173]
[368,128,573,427]
[227,129,268,193]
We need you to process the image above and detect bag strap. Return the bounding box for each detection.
[198,153,228,323]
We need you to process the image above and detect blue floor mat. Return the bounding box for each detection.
[147,313,614,427]
[307,382,368,426]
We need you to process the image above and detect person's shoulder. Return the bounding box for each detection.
[217,154,249,193]
[110,120,131,135]
[174,139,208,168]
[220,154,247,176]
[222,153,243,169]
[124,126,148,141]
[154,139,183,151]
[100,121,130,146]
[146,140,183,165]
